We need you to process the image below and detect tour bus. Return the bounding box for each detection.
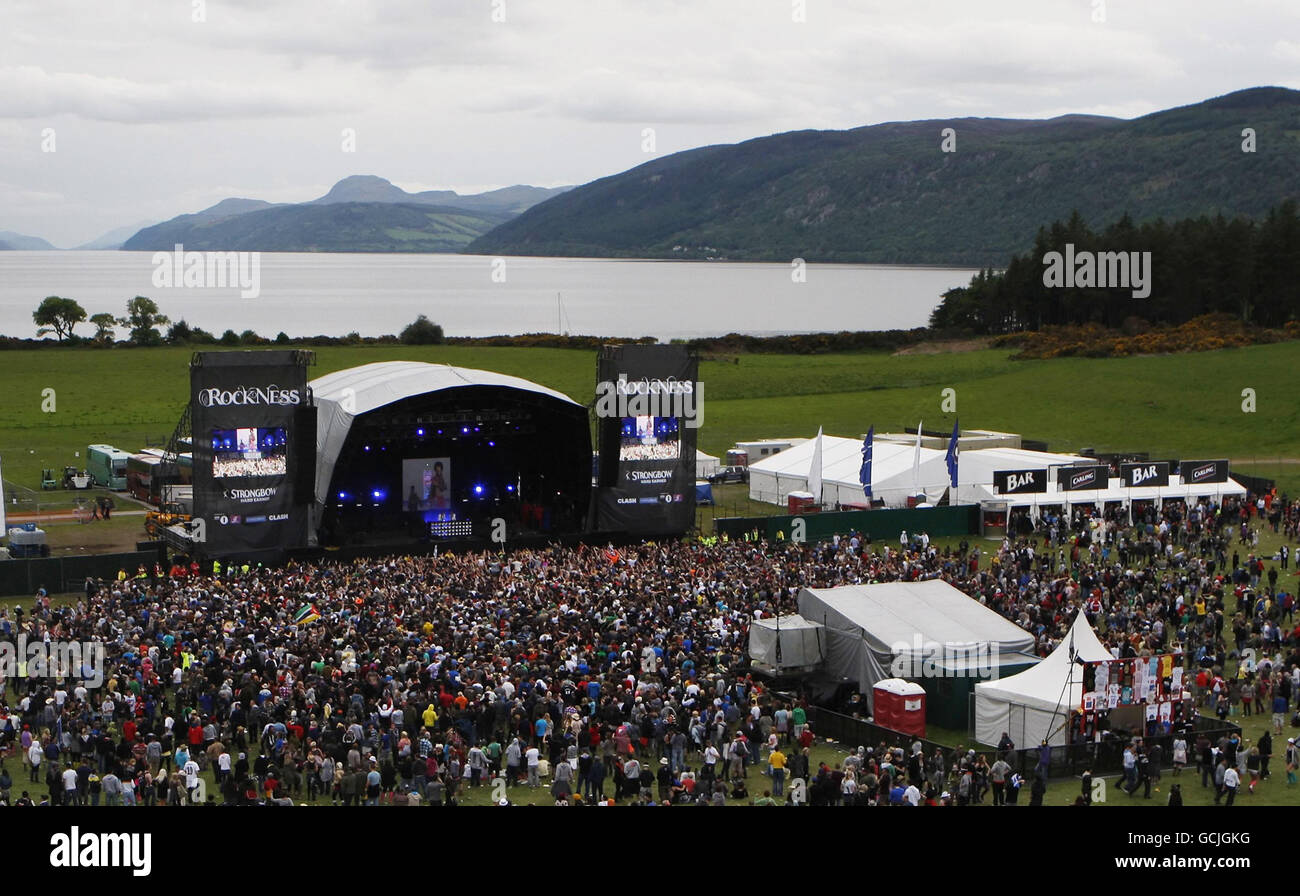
[126,453,162,505]
[87,444,131,490]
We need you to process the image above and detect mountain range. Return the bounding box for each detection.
[8,88,1300,260]
[0,230,57,251]
[468,86,1300,266]
[120,177,570,252]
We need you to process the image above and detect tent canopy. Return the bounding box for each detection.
[309,361,582,539]
[965,475,1248,510]
[974,612,1112,747]
[747,614,825,674]
[695,450,720,480]
[748,435,948,508]
[796,580,1037,706]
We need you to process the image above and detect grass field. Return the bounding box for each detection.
[2,341,1298,550]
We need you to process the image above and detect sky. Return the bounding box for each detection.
[1,0,1297,247]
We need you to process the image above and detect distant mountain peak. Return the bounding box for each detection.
[310,175,416,205]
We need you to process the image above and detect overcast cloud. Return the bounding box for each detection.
[1,0,1296,246]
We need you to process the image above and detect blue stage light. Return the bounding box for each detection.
[473,484,484,496]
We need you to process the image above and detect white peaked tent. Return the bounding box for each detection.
[694,450,720,479]
[748,435,949,507]
[974,612,1112,748]
[747,614,826,676]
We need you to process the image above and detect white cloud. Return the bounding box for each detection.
[0,0,1294,245]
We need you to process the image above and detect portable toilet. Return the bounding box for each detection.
[787,490,816,515]
[872,678,926,738]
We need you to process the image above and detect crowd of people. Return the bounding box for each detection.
[213,456,286,478]
[618,441,681,462]
[0,487,1296,807]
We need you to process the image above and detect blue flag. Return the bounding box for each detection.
[860,426,873,499]
[945,418,960,489]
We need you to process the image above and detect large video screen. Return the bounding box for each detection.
[402,457,452,511]
[211,427,287,478]
[619,415,680,461]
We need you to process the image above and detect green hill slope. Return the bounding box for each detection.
[468,87,1300,266]
[122,202,510,253]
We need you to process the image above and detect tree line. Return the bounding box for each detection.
[930,200,1300,334]
[29,298,447,347]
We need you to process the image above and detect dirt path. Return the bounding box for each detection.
[6,509,147,524]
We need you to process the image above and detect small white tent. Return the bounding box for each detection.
[747,614,825,676]
[974,612,1112,748]
[695,450,720,480]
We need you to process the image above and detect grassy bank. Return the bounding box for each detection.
[1,341,1297,505]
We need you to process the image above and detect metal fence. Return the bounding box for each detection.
[0,548,165,597]
[807,706,1240,781]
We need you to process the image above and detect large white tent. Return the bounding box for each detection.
[953,447,1093,504]
[974,612,1112,748]
[797,580,1038,712]
[968,474,1248,515]
[748,435,948,508]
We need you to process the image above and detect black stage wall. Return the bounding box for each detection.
[594,344,699,535]
[190,351,314,558]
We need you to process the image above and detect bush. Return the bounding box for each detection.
[400,315,445,345]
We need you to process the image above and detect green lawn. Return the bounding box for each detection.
[3,341,1299,547]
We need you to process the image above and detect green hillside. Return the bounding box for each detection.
[469,87,1300,266]
[122,202,510,253]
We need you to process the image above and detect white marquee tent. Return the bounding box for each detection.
[748,435,948,508]
[968,475,1248,515]
[953,447,1093,504]
[974,611,1112,748]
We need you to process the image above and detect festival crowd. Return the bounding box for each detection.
[0,489,1296,807]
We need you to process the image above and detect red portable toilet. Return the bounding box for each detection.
[872,678,927,738]
[787,490,817,515]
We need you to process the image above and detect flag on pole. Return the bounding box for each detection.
[912,420,922,495]
[859,426,873,499]
[808,426,824,506]
[293,604,321,626]
[946,417,960,489]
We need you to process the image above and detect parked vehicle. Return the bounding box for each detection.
[708,465,749,485]
[87,444,131,490]
[62,466,92,489]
